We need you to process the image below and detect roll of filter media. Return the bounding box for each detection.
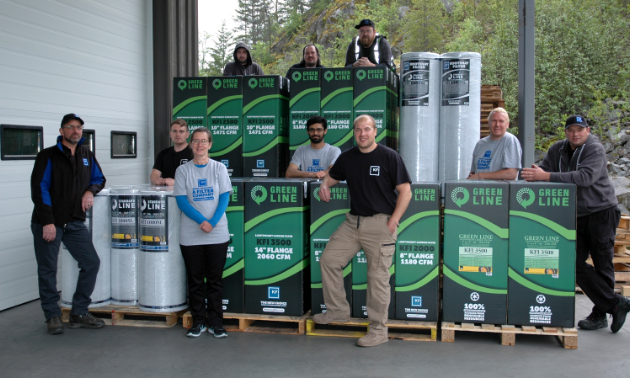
[110,186,140,306]
[399,52,441,183]
[438,52,482,185]
[138,189,187,313]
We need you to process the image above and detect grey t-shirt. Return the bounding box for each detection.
[174,160,232,246]
[290,143,341,173]
[470,132,523,174]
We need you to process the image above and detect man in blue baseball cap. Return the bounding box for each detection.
[522,115,630,333]
[344,19,394,71]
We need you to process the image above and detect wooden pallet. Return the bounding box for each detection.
[306,317,437,342]
[60,305,187,328]
[182,311,308,335]
[441,322,578,349]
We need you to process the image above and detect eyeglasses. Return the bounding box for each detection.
[62,125,83,131]
[191,139,209,145]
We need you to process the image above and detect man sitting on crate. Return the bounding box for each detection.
[314,114,411,347]
[522,115,630,333]
[344,19,394,71]
[285,44,325,79]
[30,113,107,335]
[285,116,341,179]
[467,107,522,180]
[223,42,264,76]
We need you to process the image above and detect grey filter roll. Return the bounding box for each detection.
[138,189,187,313]
[438,52,482,185]
[61,189,111,308]
[399,52,441,182]
[110,186,139,306]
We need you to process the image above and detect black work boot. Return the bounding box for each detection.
[577,309,608,330]
[610,297,630,333]
[67,312,105,329]
[45,316,64,335]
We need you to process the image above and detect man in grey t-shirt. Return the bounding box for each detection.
[286,116,341,179]
[468,107,522,180]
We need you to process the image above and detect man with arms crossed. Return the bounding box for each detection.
[468,107,522,180]
[314,115,412,347]
[31,113,106,334]
[151,119,194,186]
[522,115,630,333]
[286,116,341,179]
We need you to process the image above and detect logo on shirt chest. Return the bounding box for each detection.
[370,166,380,176]
[477,150,492,170]
[82,158,89,166]
[180,159,188,166]
[198,179,207,187]
[312,159,320,167]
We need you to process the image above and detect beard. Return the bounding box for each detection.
[309,135,323,144]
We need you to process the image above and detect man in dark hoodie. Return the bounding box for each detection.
[223,42,264,76]
[522,115,630,333]
[285,44,325,79]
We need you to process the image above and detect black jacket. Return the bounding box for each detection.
[539,134,617,217]
[345,35,393,70]
[31,136,106,226]
[223,42,265,76]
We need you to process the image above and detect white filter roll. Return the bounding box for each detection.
[399,52,441,182]
[110,248,139,306]
[138,193,187,313]
[60,189,111,308]
[438,52,482,187]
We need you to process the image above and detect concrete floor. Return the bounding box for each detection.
[0,294,628,378]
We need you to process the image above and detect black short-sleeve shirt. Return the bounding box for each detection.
[152,146,194,179]
[328,145,411,216]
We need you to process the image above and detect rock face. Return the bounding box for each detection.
[612,177,630,214]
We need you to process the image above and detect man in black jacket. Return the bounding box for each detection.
[31,113,107,335]
[344,19,394,71]
[285,44,325,79]
[223,42,264,76]
[522,115,630,333]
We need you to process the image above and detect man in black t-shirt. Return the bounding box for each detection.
[150,119,194,186]
[313,114,412,347]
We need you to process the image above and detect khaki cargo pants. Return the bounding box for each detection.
[320,213,396,336]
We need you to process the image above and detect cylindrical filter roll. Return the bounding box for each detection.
[399,52,441,182]
[61,189,111,308]
[438,52,482,184]
[138,189,187,313]
[110,186,139,306]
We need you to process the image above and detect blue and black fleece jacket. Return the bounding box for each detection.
[31,136,106,226]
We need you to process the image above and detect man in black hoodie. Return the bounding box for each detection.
[523,115,630,333]
[223,42,264,76]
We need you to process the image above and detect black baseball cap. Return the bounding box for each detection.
[564,115,588,129]
[355,19,375,29]
[60,113,84,127]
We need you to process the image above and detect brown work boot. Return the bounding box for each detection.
[67,312,105,329]
[45,316,64,335]
[312,311,350,324]
[356,332,388,347]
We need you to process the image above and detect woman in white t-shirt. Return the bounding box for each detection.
[174,127,232,338]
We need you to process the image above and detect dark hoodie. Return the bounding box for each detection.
[223,42,264,76]
[539,133,618,217]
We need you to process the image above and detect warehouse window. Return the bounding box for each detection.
[111,131,137,158]
[1,125,43,160]
[82,129,95,153]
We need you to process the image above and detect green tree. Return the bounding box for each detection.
[209,21,234,76]
[405,0,447,52]
[198,31,213,76]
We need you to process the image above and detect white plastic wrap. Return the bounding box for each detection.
[438,52,482,186]
[61,189,111,308]
[399,52,441,182]
[110,186,139,306]
[138,189,187,313]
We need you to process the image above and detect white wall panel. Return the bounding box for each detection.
[0,0,153,311]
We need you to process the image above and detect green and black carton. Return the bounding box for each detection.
[353,67,390,147]
[508,182,576,327]
[352,252,395,319]
[288,68,321,159]
[389,71,399,151]
[244,179,310,315]
[320,68,354,152]
[443,181,509,324]
[172,77,207,133]
[309,181,352,315]
[223,178,245,313]
[242,76,289,177]
[395,183,440,321]
[207,77,243,177]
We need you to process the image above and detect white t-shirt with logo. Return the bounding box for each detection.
[174,160,232,246]
[290,143,341,173]
[470,132,522,174]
